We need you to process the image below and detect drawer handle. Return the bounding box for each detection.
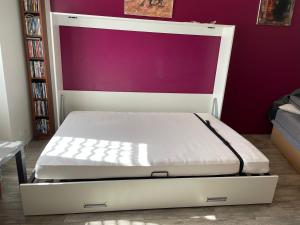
[207,197,227,202]
[84,203,107,208]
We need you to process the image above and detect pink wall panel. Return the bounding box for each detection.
[51,0,300,133]
[60,27,221,93]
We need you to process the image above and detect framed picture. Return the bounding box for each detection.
[257,0,295,26]
[124,0,174,18]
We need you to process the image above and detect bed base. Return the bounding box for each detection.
[20,175,278,215]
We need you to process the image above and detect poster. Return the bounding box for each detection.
[257,0,295,26]
[124,0,174,18]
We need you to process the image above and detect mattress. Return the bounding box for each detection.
[35,111,269,180]
[273,109,300,150]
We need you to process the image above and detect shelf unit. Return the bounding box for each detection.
[20,0,55,139]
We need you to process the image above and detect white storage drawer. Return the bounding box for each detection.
[21,176,278,215]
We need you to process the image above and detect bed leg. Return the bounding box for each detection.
[15,149,27,184]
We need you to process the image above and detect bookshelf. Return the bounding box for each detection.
[20,0,54,139]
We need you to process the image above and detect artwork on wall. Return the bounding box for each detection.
[124,0,174,18]
[257,0,295,26]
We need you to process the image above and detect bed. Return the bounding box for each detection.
[35,111,269,181]
[21,111,277,215]
[20,12,278,216]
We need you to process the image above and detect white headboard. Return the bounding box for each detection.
[46,5,235,129]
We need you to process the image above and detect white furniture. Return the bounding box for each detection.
[21,176,277,215]
[20,111,278,215]
[46,11,235,127]
[0,141,27,197]
[19,11,278,216]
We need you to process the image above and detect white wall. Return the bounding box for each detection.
[0,44,12,139]
[0,0,32,142]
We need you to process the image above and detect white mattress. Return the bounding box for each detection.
[35,111,269,179]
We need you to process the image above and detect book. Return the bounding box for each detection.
[36,119,49,134]
[24,0,40,12]
[27,39,44,58]
[25,16,41,36]
[30,61,45,78]
[32,82,47,99]
[34,100,48,116]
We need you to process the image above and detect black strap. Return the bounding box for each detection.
[194,113,244,175]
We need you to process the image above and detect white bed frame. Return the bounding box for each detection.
[46,10,235,128]
[20,4,278,216]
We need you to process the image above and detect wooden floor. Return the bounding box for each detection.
[1,135,300,225]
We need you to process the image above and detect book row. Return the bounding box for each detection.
[25,16,41,36]
[27,40,44,58]
[34,100,48,116]
[36,119,49,134]
[24,0,40,12]
[32,82,47,99]
[30,61,45,78]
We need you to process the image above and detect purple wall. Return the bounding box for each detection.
[60,27,220,93]
[51,0,300,134]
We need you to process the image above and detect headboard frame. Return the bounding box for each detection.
[46,7,235,128]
